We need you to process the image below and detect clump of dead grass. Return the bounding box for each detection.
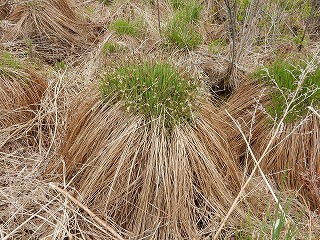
[0,51,47,129]
[225,60,320,210]
[251,109,320,209]
[52,61,249,239]
[1,0,99,64]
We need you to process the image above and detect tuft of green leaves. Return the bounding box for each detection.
[163,1,202,49]
[110,19,142,37]
[101,42,117,54]
[255,60,320,123]
[0,51,22,70]
[100,62,201,130]
[237,0,251,22]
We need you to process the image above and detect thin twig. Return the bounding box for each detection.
[224,0,237,87]
[49,183,125,240]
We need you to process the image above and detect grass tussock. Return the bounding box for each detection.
[218,68,320,209]
[1,0,98,63]
[245,60,320,209]
[1,0,320,239]
[0,51,47,128]
[163,1,202,49]
[57,71,248,238]
[251,111,320,209]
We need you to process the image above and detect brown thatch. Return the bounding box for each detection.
[1,0,99,63]
[220,80,320,209]
[218,80,270,163]
[0,0,11,20]
[252,114,320,209]
[54,85,247,239]
[0,53,47,128]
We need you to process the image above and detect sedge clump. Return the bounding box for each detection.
[100,62,201,130]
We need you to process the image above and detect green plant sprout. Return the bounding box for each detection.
[0,51,22,70]
[101,42,117,54]
[100,62,201,130]
[167,0,185,10]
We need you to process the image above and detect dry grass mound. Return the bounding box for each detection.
[218,80,270,161]
[220,78,320,209]
[0,51,47,128]
[53,62,248,239]
[252,113,320,209]
[1,0,98,63]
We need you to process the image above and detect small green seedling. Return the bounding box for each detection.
[101,42,117,54]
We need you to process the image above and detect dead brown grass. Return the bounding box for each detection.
[0,57,47,129]
[0,0,11,20]
[252,113,320,209]
[0,1,319,239]
[218,80,270,163]
[220,79,320,210]
[1,0,99,63]
[52,84,250,239]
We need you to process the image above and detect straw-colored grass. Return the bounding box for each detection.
[1,0,320,239]
[0,0,11,20]
[56,75,247,238]
[220,68,320,210]
[251,111,320,209]
[0,51,47,128]
[1,0,98,63]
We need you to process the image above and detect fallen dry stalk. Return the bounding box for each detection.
[49,183,125,240]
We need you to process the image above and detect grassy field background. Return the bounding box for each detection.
[0,0,319,239]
